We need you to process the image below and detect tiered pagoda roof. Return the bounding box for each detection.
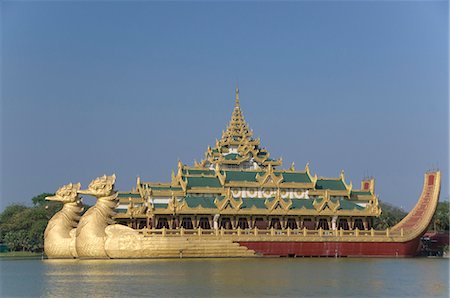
[200,88,282,169]
[116,89,381,218]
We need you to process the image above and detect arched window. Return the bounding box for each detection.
[137,220,146,229]
[338,218,349,230]
[156,217,169,229]
[198,217,211,229]
[220,217,232,229]
[237,218,249,229]
[353,218,364,230]
[181,217,193,229]
[254,217,268,229]
[302,218,315,230]
[172,218,179,229]
[286,218,298,229]
[270,218,281,229]
[318,218,329,230]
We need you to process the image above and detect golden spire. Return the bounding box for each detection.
[202,87,282,169]
[226,87,248,140]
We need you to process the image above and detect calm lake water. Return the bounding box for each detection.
[0,257,448,297]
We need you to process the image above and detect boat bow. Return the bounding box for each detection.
[390,171,441,242]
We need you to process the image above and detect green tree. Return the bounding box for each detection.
[0,204,29,240]
[373,201,407,229]
[0,204,28,225]
[0,193,62,252]
[3,230,31,252]
[31,193,54,207]
[28,219,48,251]
[431,201,449,231]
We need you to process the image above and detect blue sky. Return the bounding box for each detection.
[1,1,448,210]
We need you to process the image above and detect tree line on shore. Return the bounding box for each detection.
[0,193,448,253]
[0,194,59,252]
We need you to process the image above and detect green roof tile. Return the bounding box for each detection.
[154,203,168,209]
[241,198,266,209]
[315,179,347,190]
[291,199,315,209]
[351,191,372,196]
[150,186,183,191]
[118,193,141,198]
[334,199,364,210]
[184,196,216,208]
[224,171,262,182]
[186,169,215,175]
[186,177,222,188]
[281,172,311,183]
[307,198,364,211]
[224,153,241,160]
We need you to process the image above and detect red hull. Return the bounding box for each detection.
[239,238,422,257]
[237,172,440,258]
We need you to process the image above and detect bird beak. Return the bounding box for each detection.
[78,189,94,195]
[45,195,58,201]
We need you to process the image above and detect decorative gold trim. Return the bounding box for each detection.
[215,163,226,185]
[264,189,292,211]
[168,196,186,214]
[365,196,381,216]
[256,164,284,186]
[214,189,243,210]
[312,191,340,213]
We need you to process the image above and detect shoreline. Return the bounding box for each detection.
[0,251,43,259]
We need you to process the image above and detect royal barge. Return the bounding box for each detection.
[44,89,441,258]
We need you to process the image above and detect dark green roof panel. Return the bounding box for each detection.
[184,196,216,208]
[241,198,266,209]
[186,169,215,175]
[291,199,315,209]
[154,203,168,209]
[150,186,183,191]
[335,199,364,210]
[224,171,262,182]
[224,153,241,160]
[315,179,347,190]
[351,191,372,196]
[118,193,141,198]
[186,177,222,188]
[281,172,311,183]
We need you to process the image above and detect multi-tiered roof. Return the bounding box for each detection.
[200,88,281,169]
[116,89,381,219]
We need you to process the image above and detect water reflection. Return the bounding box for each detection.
[1,258,448,297]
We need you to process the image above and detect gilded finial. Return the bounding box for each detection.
[290,162,295,171]
[235,87,240,107]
